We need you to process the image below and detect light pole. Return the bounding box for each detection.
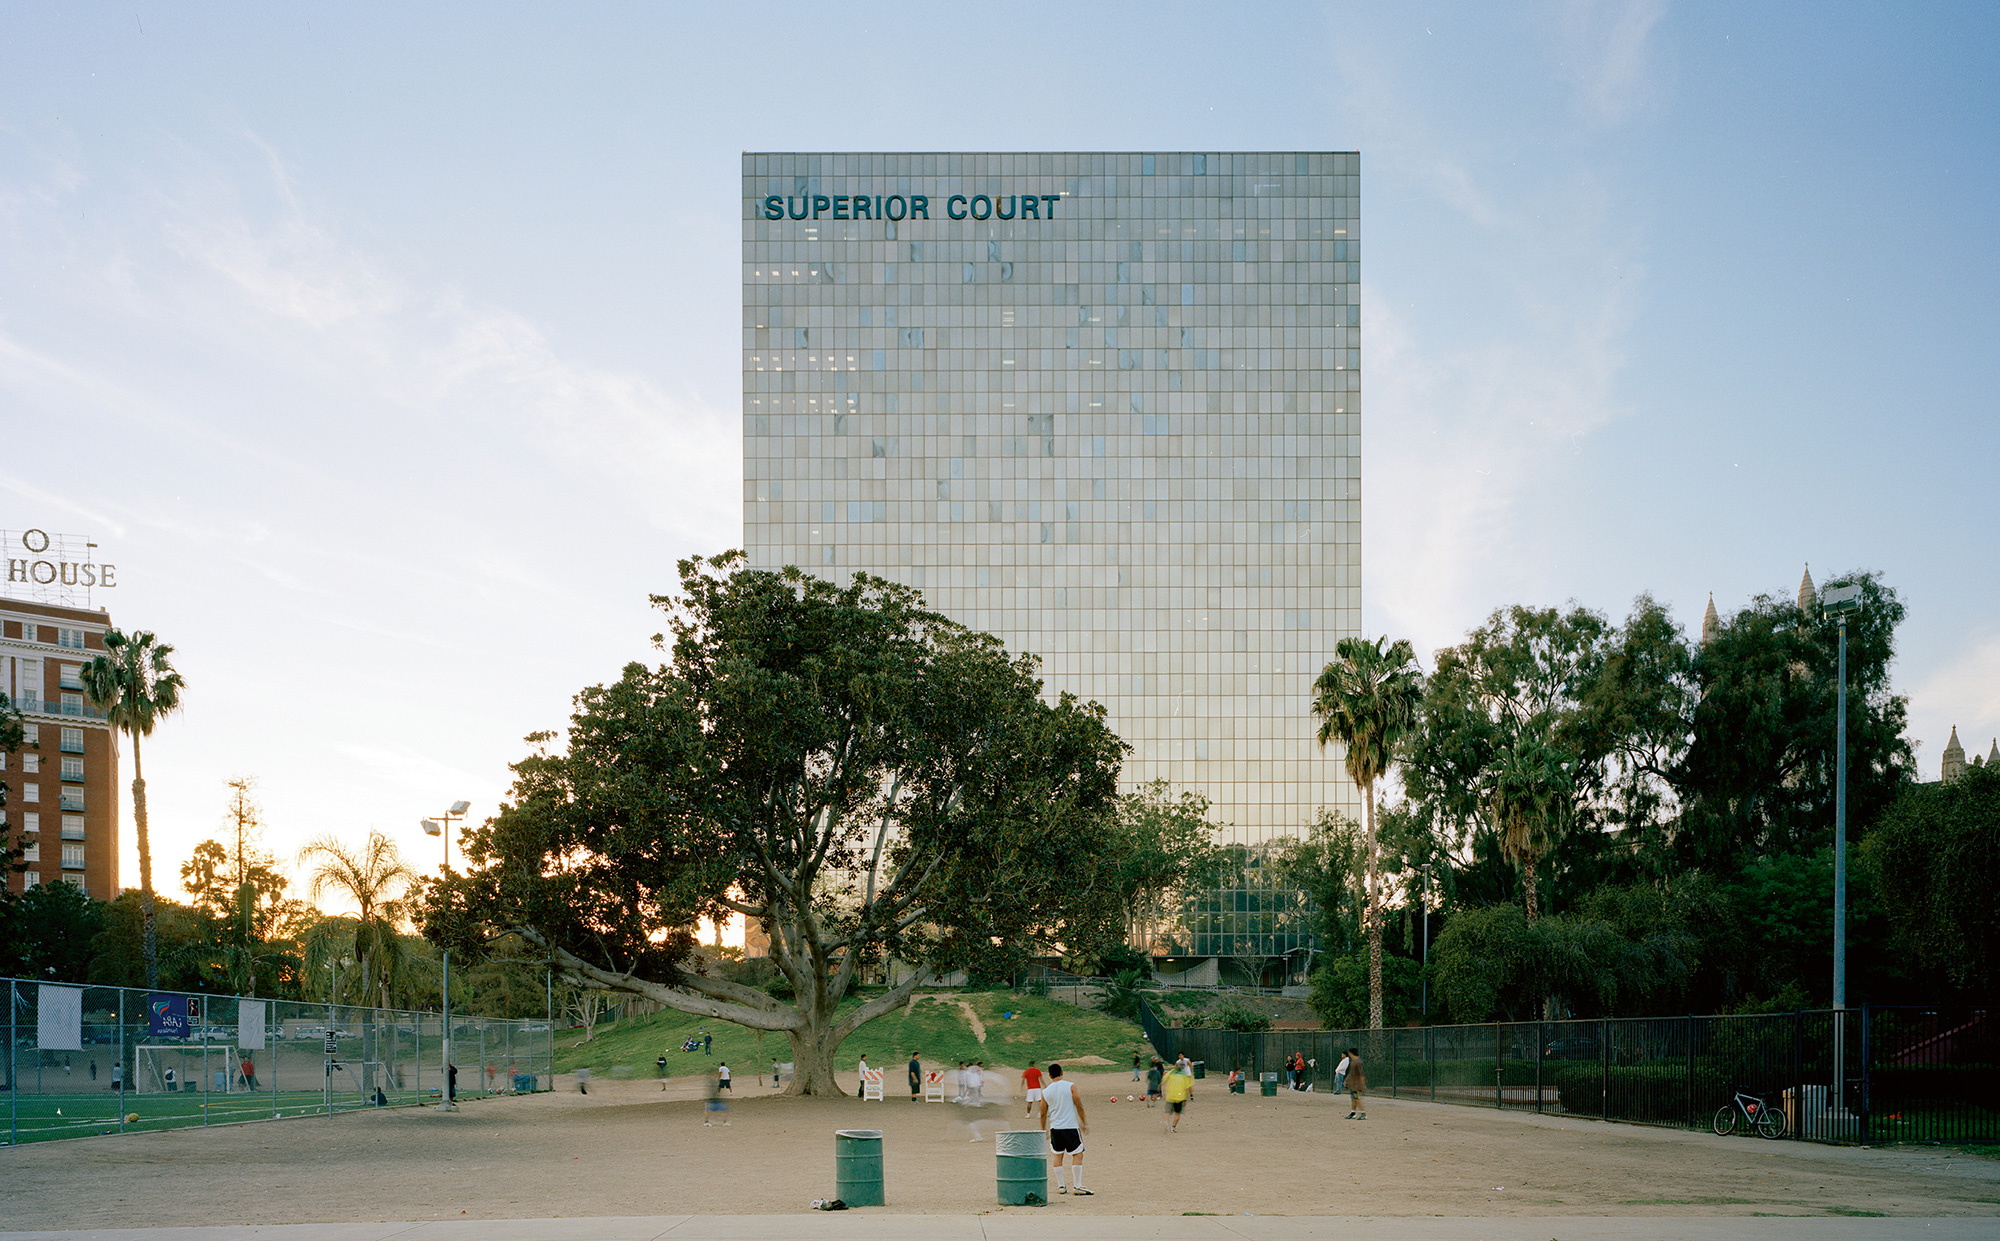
[421,799,470,1111]
[1822,582,1861,1119]
[1420,862,1432,1018]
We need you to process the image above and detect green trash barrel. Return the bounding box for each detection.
[1260,1072,1279,1097]
[834,1129,885,1206]
[995,1129,1048,1205]
[1192,1061,1206,1079]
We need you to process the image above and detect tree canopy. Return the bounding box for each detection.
[428,554,1129,1093]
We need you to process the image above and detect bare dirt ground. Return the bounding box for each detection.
[3,1069,1996,1229]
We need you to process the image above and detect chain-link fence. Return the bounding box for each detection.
[1137,999,1995,1144]
[4,977,555,1145]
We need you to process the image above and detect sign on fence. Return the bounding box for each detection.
[37,984,82,1050]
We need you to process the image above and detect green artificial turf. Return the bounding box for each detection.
[551,988,1152,1082]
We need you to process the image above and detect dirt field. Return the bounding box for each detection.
[3,1069,1996,1229]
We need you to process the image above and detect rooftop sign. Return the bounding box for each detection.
[3,529,116,608]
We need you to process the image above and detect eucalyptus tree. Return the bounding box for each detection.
[429,554,1128,1094]
[1310,634,1424,1030]
[79,629,185,989]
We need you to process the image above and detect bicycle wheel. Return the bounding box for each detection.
[1712,1105,1738,1136]
[1756,1105,1786,1139]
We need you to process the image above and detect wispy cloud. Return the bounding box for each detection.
[1549,0,1671,127]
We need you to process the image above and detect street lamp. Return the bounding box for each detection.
[1822,582,1861,1121]
[420,799,470,1111]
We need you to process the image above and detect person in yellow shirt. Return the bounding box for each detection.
[1161,1060,1194,1132]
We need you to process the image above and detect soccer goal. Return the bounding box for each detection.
[134,1045,250,1094]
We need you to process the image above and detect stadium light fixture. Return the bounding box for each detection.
[420,819,441,837]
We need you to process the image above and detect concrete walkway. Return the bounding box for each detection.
[1,1218,1992,1241]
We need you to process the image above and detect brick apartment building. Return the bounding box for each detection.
[1,598,121,899]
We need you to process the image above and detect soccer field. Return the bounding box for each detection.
[1,1087,453,1142]
[2,1070,1996,1229]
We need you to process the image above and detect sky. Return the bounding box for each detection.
[2,2,1996,916]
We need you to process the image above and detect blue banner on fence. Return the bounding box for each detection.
[148,993,189,1039]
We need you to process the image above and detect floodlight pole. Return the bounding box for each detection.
[1420,863,1432,1018]
[422,803,468,1111]
[1821,582,1861,1122]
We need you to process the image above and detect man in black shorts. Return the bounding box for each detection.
[1037,1062,1092,1196]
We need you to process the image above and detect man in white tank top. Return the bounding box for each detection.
[1037,1062,1092,1195]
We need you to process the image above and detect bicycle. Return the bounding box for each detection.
[1712,1087,1786,1139]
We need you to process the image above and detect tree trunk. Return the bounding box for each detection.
[1364,780,1383,1031]
[784,1016,847,1097]
[1522,859,1539,924]
[131,735,158,991]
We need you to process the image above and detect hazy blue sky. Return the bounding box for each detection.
[3,2,1995,902]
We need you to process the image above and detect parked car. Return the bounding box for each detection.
[1544,1037,1602,1061]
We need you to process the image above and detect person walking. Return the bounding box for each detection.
[576,1066,591,1095]
[1038,1063,1092,1196]
[702,1030,712,1056]
[965,1060,983,1106]
[1145,1057,1163,1107]
[704,1065,730,1126]
[111,1060,123,1095]
[908,1051,923,1102]
[857,1055,870,1098]
[718,1062,731,1092]
[1132,1051,1143,1084]
[1022,1061,1044,1117]
[1162,1058,1194,1132]
[1344,1047,1367,1120]
[89,1059,98,1083]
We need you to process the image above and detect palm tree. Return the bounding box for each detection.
[1487,730,1572,924]
[80,629,185,990]
[297,830,420,1009]
[1311,635,1424,1030]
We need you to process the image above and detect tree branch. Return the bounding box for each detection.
[829,966,930,1044]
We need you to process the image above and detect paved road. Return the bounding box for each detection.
[1,1218,1993,1241]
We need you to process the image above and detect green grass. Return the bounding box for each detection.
[554,988,1152,1080]
[0,1088,509,1144]
[1967,1145,2000,1161]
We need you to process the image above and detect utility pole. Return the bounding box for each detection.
[1823,581,1861,1120]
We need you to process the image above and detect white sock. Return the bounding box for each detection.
[1058,1165,1069,1189]
[1072,1167,1084,1190]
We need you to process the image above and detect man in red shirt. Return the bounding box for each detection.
[1021,1061,1045,1118]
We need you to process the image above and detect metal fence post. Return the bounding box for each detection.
[9,979,17,1147]
[116,987,125,1134]
[1687,1015,1697,1130]
[1494,1023,1502,1109]
[1534,1020,1544,1114]
[1860,1005,1872,1145]
[1429,1026,1436,1103]
[1600,1017,1609,1121]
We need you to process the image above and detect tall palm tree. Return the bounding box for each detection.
[1311,635,1424,1030]
[297,830,420,1008]
[80,629,185,990]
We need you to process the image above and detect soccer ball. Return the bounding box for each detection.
[1109,1096,1119,1102]
[1127,1095,1135,1101]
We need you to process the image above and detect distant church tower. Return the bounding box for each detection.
[1702,595,1720,647]
[1943,727,1966,782]
[1797,564,1817,615]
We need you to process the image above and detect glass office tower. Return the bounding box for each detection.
[742,153,1361,956]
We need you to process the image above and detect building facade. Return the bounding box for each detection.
[1,598,121,899]
[741,152,1362,958]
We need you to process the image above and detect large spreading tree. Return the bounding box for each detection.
[428,554,1128,1094]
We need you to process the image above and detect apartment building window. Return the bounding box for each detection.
[60,841,85,870]
[21,812,37,833]
[21,724,35,744]
[60,727,83,753]
[22,753,38,774]
[60,815,85,839]
[60,789,83,812]
[22,782,37,802]
[60,692,83,715]
[22,871,38,889]
[58,663,83,689]
[17,660,39,709]
[20,841,37,863]
[60,756,84,781]
[56,627,86,649]
[18,623,40,643]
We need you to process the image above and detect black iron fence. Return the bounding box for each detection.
[1137,1000,1996,1145]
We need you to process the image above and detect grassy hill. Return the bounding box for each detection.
[552,988,1151,1081]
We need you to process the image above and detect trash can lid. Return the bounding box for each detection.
[835,1129,884,1140]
